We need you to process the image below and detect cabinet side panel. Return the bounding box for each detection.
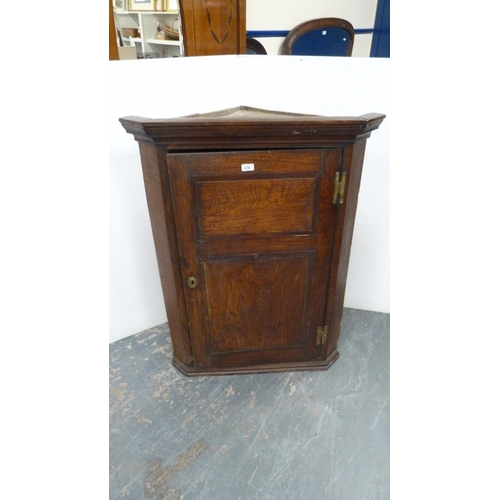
[138,142,193,366]
[325,139,368,355]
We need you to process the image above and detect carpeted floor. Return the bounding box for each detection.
[109,307,389,500]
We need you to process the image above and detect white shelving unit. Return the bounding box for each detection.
[115,10,183,58]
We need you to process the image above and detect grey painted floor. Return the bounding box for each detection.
[109,308,389,500]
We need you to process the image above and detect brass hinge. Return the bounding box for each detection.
[316,325,329,345]
[333,171,347,205]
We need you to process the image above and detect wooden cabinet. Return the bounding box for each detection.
[179,0,246,56]
[120,106,385,376]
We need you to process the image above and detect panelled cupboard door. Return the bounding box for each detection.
[167,148,343,370]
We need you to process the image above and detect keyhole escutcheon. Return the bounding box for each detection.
[187,277,198,288]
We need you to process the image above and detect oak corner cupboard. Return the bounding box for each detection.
[119,106,385,376]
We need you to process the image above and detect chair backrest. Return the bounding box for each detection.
[282,18,354,56]
[246,37,267,55]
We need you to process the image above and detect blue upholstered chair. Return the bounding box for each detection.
[282,18,354,56]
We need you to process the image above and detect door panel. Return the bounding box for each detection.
[197,178,315,236]
[203,254,312,353]
[167,148,342,369]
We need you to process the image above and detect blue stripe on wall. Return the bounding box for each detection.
[246,30,289,38]
[247,29,374,38]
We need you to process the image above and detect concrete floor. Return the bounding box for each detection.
[109,308,389,500]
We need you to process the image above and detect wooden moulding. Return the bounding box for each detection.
[172,349,340,377]
[119,106,385,150]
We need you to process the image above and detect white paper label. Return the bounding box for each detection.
[241,163,255,172]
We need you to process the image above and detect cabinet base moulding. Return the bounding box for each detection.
[172,349,340,377]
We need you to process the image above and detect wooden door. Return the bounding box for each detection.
[179,0,246,56]
[167,148,342,371]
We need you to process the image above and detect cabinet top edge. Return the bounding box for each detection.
[119,106,385,145]
[119,105,385,125]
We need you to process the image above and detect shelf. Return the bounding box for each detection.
[146,39,181,46]
[115,8,182,56]
[115,10,179,14]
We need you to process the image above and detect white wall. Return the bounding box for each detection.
[109,55,389,343]
[246,0,378,56]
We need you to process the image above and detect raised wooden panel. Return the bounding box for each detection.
[197,178,315,237]
[203,254,312,353]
